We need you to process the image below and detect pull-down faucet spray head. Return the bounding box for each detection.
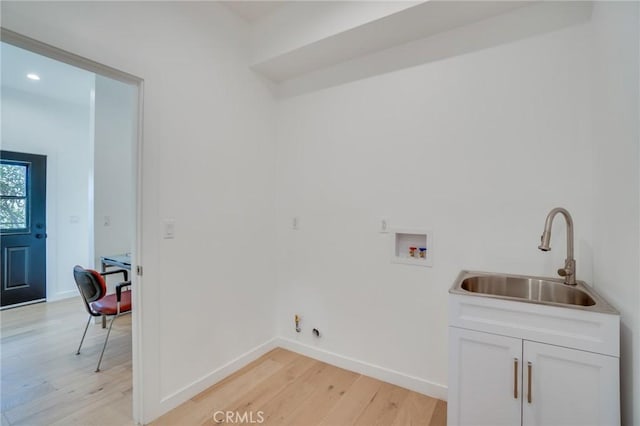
[538,207,576,285]
[538,231,551,251]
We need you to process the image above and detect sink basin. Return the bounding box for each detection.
[450,271,618,314]
[461,275,595,306]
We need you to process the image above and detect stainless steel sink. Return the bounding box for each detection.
[450,271,618,314]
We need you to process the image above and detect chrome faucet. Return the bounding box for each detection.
[538,207,576,285]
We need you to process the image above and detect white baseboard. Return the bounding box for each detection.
[158,338,279,413]
[47,290,78,302]
[276,337,448,401]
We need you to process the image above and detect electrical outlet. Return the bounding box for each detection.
[380,218,389,233]
[292,217,299,230]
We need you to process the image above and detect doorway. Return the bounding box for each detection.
[1,28,143,424]
[0,150,47,307]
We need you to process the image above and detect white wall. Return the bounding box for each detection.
[274,5,623,402]
[1,86,93,301]
[1,2,277,422]
[276,4,639,423]
[93,75,136,291]
[590,3,640,425]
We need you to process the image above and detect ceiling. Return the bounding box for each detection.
[223,1,285,22]
[1,42,95,106]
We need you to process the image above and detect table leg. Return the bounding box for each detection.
[100,260,107,328]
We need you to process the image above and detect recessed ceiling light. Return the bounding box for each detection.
[26,73,40,81]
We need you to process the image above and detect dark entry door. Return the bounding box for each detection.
[1,151,47,307]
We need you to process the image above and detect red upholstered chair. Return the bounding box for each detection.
[73,265,131,372]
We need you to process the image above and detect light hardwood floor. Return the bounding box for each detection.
[1,297,133,426]
[153,348,447,426]
[2,299,446,426]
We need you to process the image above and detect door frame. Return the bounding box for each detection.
[1,28,146,424]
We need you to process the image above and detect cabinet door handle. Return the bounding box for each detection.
[513,358,518,399]
[527,362,532,404]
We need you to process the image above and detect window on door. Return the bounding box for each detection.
[0,161,29,232]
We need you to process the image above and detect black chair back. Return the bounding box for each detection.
[73,265,106,316]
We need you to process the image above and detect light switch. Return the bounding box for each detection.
[292,217,299,230]
[163,219,175,239]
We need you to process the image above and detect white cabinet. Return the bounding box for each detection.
[448,294,620,426]
[522,341,619,426]
[448,328,521,426]
[449,328,620,426]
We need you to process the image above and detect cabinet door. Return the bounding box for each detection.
[522,341,620,426]
[448,327,522,426]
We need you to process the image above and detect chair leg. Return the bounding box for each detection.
[76,315,92,355]
[95,314,117,372]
